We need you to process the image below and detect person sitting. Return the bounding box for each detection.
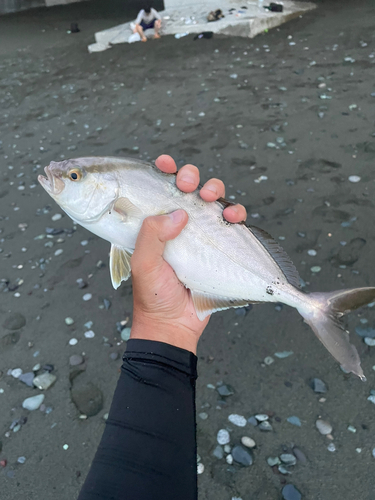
[134,3,162,42]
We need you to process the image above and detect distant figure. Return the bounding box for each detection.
[134,3,162,42]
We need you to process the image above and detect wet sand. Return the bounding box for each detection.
[1,1,375,499]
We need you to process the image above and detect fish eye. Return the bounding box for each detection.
[68,169,82,181]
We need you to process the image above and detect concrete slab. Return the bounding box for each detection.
[88,0,316,53]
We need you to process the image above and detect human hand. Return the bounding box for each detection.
[130,155,247,354]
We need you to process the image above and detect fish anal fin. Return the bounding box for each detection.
[191,290,249,321]
[114,197,143,220]
[110,244,132,289]
[249,225,301,289]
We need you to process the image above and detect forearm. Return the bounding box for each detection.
[77,339,198,500]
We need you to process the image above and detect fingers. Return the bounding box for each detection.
[176,164,200,192]
[200,178,225,202]
[131,210,188,273]
[223,204,247,223]
[155,155,177,173]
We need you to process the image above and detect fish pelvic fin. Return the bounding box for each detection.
[299,287,375,381]
[110,244,133,289]
[191,290,250,321]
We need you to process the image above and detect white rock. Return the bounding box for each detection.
[226,454,233,464]
[54,249,63,256]
[11,368,23,379]
[255,414,269,422]
[217,429,230,445]
[83,293,92,301]
[307,249,317,256]
[33,373,56,390]
[69,338,78,346]
[65,317,74,325]
[228,414,247,427]
[316,419,333,435]
[327,443,336,452]
[84,330,95,339]
[52,213,62,221]
[22,394,45,411]
[241,436,256,448]
[364,337,375,346]
[224,444,231,453]
[348,175,361,183]
[197,463,204,474]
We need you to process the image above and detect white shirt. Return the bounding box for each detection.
[135,8,161,25]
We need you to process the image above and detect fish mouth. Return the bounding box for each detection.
[38,166,64,195]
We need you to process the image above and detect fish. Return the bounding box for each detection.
[38,156,375,380]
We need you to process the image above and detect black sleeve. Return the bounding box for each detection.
[77,339,198,500]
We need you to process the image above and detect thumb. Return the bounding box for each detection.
[131,210,188,272]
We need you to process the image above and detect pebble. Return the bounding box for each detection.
[217,429,230,445]
[22,394,45,411]
[327,443,336,452]
[82,293,92,301]
[241,436,256,448]
[51,213,62,221]
[307,249,317,256]
[367,395,375,404]
[267,456,281,466]
[84,321,93,329]
[71,379,103,417]
[232,445,253,466]
[54,249,63,256]
[287,416,301,427]
[17,456,26,464]
[121,327,131,341]
[69,338,78,345]
[316,419,332,435]
[278,465,292,475]
[19,372,35,387]
[228,414,247,427]
[310,266,321,273]
[198,412,208,420]
[65,317,74,325]
[197,463,204,474]
[280,454,297,466]
[364,337,375,346]
[259,421,273,432]
[216,384,234,397]
[264,356,274,365]
[282,484,302,500]
[32,363,41,371]
[109,352,119,361]
[311,378,327,393]
[372,448,375,459]
[255,414,269,422]
[224,444,231,454]
[33,373,56,390]
[274,351,293,358]
[212,445,224,459]
[63,444,69,450]
[348,175,361,182]
[84,330,95,339]
[347,425,356,433]
[248,416,258,426]
[293,447,307,463]
[226,454,233,464]
[11,368,23,379]
[69,354,84,366]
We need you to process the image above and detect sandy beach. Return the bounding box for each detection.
[1,0,375,498]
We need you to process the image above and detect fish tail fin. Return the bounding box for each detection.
[299,287,375,381]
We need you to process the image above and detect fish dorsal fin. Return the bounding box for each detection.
[248,225,301,289]
[191,290,250,321]
[110,244,132,289]
[114,197,143,220]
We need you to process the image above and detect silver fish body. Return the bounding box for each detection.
[38,157,375,380]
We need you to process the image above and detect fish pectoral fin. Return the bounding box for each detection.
[114,197,143,220]
[191,290,249,321]
[110,244,132,289]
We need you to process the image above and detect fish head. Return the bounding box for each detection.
[38,157,119,222]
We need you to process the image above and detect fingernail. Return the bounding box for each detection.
[204,184,217,194]
[179,175,195,185]
[169,210,184,224]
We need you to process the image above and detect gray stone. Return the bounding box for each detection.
[267,456,281,467]
[19,372,35,387]
[212,445,224,459]
[282,484,302,500]
[216,384,234,397]
[22,394,45,411]
[71,379,103,416]
[316,419,332,435]
[121,327,131,341]
[232,445,253,466]
[259,421,273,432]
[311,378,327,393]
[293,447,307,463]
[0,331,21,349]
[109,352,119,361]
[247,416,258,426]
[3,312,26,330]
[280,454,297,466]
[69,354,84,366]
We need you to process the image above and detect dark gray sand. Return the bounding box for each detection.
[1,1,375,498]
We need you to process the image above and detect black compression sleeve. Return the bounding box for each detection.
[77,339,198,500]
